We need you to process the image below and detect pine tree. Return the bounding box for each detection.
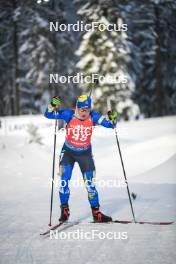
[0,0,20,115]
[154,0,176,116]
[19,0,76,114]
[19,1,55,114]
[0,0,78,115]
[121,0,176,117]
[75,0,140,119]
[75,0,176,118]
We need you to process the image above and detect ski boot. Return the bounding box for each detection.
[91,206,112,222]
[59,204,70,222]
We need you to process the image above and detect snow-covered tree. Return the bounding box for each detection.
[0,0,78,115]
[75,0,176,118]
[0,0,20,115]
[19,0,77,114]
[75,0,140,119]
[120,0,176,117]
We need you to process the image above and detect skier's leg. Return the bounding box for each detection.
[59,164,73,205]
[75,149,99,207]
[58,147,74,221]
[83,170,100,207]
[77,149,112,222]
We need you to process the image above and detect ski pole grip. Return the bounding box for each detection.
[107,110,112,119]
[51,96,61,107]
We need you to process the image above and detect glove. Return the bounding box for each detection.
[51,96,61,107]
[107,110,118,124]
[48,96,61,112]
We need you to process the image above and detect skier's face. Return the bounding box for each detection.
[78,107,90,120]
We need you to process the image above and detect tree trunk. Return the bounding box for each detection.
[154,5,164,116]
[12,0,20,115]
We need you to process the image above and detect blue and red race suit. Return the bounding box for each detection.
[44,107,114,207]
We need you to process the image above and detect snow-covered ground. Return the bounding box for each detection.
[0,115,176,264]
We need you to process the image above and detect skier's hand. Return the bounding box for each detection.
[51,96,61,108]
[107,110,118,124]
[48,96,61,112]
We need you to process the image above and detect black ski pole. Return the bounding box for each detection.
[48,116,58,226]
[113,123,136,223]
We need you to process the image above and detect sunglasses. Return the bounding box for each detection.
[78,107,90,112]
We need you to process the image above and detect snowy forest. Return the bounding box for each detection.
[0,0,176,119]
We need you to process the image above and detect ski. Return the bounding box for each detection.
[114,220,174,225]
[40,220,80,236]
[40,222,64,236]
[92,220,174,225]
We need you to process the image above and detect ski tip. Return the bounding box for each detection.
[40,222,64,236]
[40,231,48,236]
